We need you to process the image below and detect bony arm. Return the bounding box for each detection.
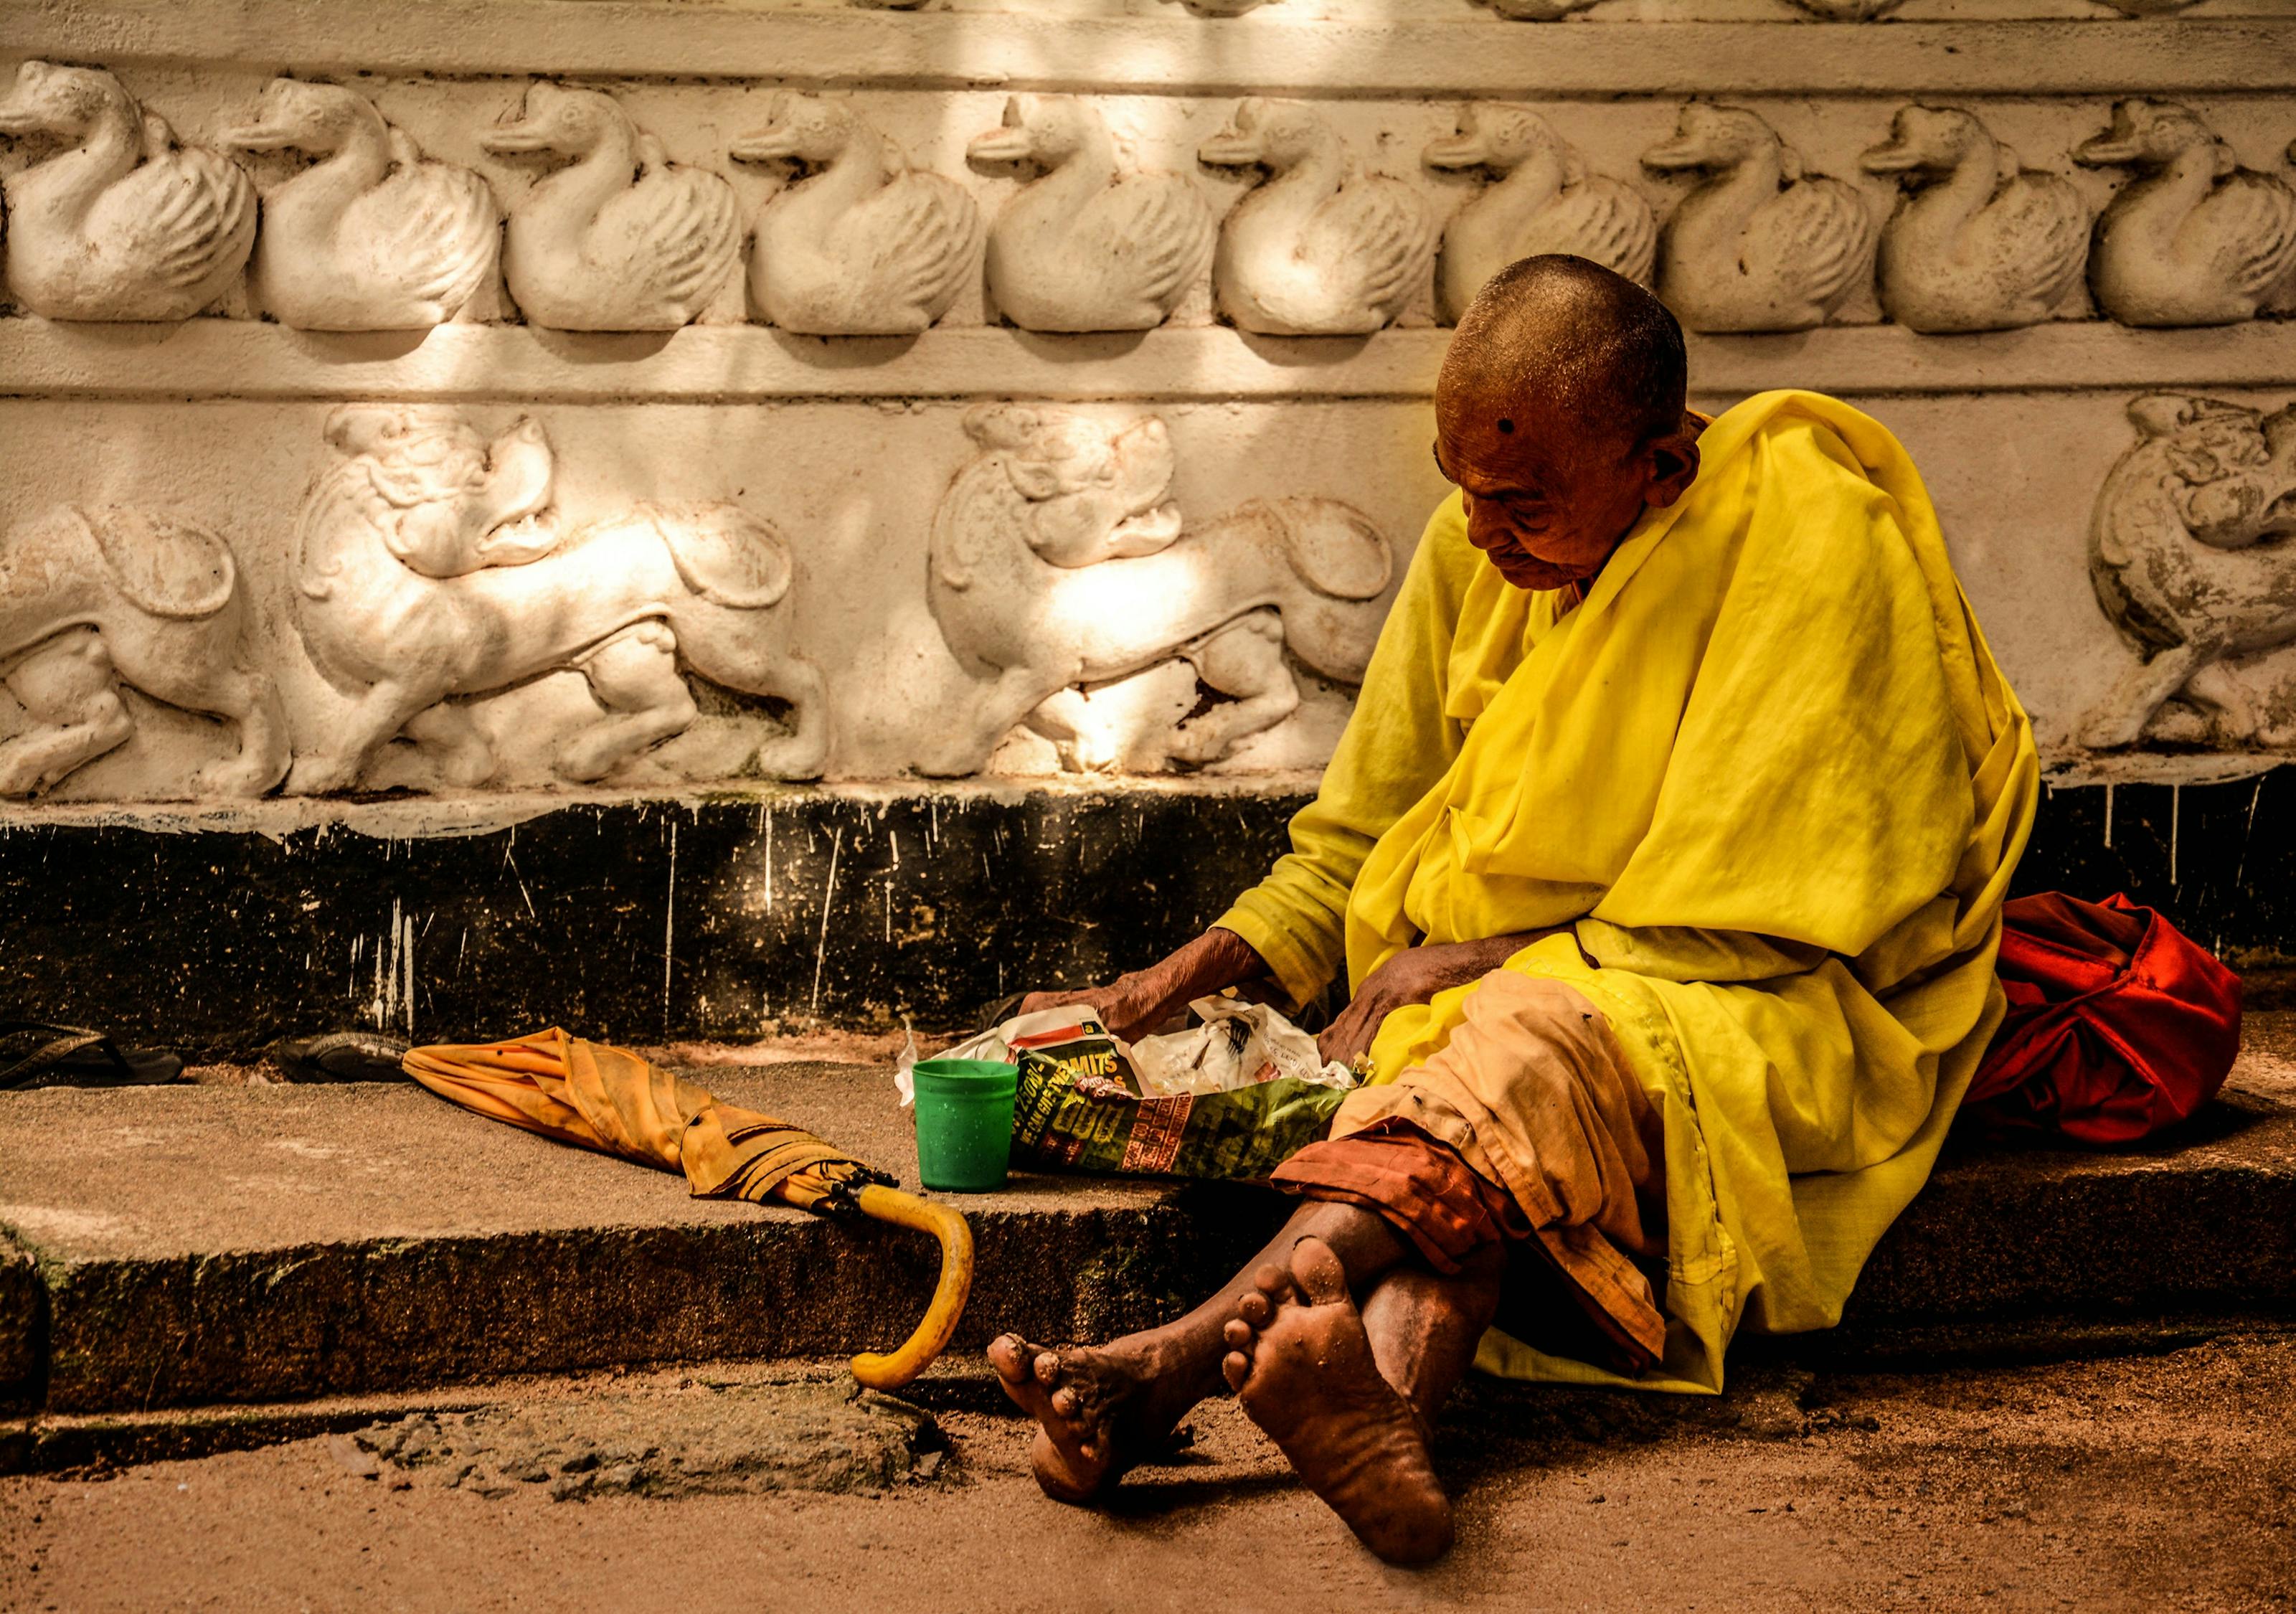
[1016,926,1272,1042]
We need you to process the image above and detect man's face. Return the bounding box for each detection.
[1432,384,1699,593]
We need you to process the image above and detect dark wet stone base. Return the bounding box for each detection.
[6,770,2295,1058]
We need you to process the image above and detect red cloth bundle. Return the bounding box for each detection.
[1963,892,2243,1146]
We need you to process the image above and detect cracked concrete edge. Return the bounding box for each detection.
[1856,1156,2296,1326]
[29,1194,1283,1415]
[0,1228,43,1415]
[17,1154,2296,1417]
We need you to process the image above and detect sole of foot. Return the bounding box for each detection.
[1222,1235,1455,1567]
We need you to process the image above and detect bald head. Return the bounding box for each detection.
[1432,256,1700,593]
[1441,255,1686,451]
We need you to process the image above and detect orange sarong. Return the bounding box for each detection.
[1275,975,1667,1372]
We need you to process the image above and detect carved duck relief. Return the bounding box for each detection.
[1858,105,2088,334]
[729,93,983,336]
[1425,103,1655,325]
[222,80,502,331]
[1641,104,1876,334]
[1197,100,1435,336]
[0,61,255,321]
[481,83,740,332]
[2074,100,2296,328]
[966,95,1213,334]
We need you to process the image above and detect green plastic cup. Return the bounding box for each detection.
[910,1057,1019,1192]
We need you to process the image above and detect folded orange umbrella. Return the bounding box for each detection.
[402,1027,971,1390]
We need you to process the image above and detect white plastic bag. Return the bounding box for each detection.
[1128,998,1354,1097]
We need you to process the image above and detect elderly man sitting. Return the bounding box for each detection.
[992,254,2038,1565]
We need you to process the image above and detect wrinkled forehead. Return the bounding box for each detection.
[1434,367,1631,469]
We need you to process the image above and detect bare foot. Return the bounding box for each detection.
[987,1333,1194,1504]
[1222,1235,1455,1566]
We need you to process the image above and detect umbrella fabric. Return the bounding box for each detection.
[402,1027,892,1212]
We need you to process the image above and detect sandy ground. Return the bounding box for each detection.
[4,1334,2293,1614]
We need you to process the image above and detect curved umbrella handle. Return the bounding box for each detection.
[848,1184,975,1391]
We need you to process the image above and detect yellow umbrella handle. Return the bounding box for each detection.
[847,1184,975,1391]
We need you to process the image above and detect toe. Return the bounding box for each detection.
[1252,1261,1289,1298]
[1289,1235,1351,1306]
[1222,1349,1251,1393]
[1052,1387,1078,1417]
[1222,1316,1255,1349]
[1237,1289,1274,1329]
[1033,1349,1063,1387]
[988,1334,1033,1386]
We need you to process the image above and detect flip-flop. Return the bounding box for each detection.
[265,1031,412,1084]
[0,1022,184,1090]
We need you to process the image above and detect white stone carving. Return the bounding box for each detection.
[967,95,1213,334]
[1785,0,1903,18]
[481,83,740,332]
[729,92,983,336]
[2079,394,2296,752]
[1425,103,1656,325]
[1197,99,1436,336]
[1858,105,2087,335]
[285,405,826,794]
[2074,100,2296,329]
[1642,104,1876,334]
[0,506,287,798]
[920,405,1393,777]
[0,61,256,322]
[222,79,503,331]
[1480,0,1601,19]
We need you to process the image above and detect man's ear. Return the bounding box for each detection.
[1641,429,1701,509]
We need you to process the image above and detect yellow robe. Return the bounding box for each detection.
[1218,390,2038,1393]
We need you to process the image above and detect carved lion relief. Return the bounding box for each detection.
[0,61,256,322]
[2080,394,2296,752]
[0,507,286,799]
[1199,99,1437,336]
[920,405,1394,778]
[224,79,504,331]
[1643,103,1877,334]
[286,405,826,794]
[2074,100,2296,329]
[483,83,742,332]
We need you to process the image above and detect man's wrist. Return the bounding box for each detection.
[1166,927,1272,1002]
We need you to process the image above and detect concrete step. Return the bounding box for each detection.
[3,1021,2293,1417]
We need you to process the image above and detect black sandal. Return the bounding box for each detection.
[265,1031,412,1084]
[0,1022,184,1090]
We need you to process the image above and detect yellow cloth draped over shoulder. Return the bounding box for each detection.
[1218,390,2040,1394]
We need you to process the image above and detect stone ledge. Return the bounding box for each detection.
[1,1038,2292,1415]
[8,319,2296,407]
[22,3,2294,95]
[0,1063,1284,1413]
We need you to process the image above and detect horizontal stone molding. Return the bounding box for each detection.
[7,317,2296,402]
[18,2,2296,95]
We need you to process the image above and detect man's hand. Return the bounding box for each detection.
[1315,929,1569,1070]
[1016,927,1272,1044]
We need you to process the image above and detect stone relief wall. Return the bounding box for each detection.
[1,0,2294,801]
